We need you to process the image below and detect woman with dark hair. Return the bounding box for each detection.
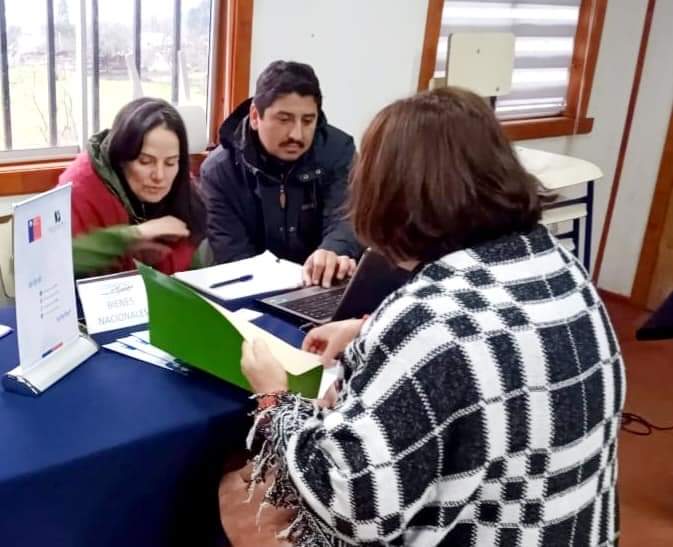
[222,87,625,546]
[59,97,206,276]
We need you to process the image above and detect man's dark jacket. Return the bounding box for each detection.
[200,98,362,264]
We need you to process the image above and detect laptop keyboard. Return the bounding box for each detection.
[281,286,347,322]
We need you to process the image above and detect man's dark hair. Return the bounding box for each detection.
[253,60,322,116]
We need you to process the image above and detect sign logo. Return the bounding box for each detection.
[28,216,42,243]
[54,210,62,224]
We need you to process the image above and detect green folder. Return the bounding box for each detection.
[138,263,322,397]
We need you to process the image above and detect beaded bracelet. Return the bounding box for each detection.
[256,390,288,411]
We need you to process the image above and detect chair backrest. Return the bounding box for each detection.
[176,104,208,155]
[430,32,515,99]
[0,214,14,299]
[125,54,208,155]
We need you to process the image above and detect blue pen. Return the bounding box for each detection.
[210,274,254,289]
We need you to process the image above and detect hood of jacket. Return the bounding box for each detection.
[87,129,140,221]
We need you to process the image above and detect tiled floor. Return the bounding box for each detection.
[602,294,673,547]
[221,293,673,546]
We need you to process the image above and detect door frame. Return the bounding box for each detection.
[632,103,673,308]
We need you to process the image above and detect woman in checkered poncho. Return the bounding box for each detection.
[225,87,624,546]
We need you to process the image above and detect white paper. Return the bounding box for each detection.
[77,272,148,334]
[104,341,173,368]
[318,364,342,399]
[0,324,12,339]
[103,341,188,374]
[209,299,321,376]
[117,335,177,363]
[174,251,303,301]
[130,330,150,343]
[13,185,80,371]
[232,308,263,321]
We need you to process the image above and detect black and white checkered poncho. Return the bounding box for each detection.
[249,225,625,546]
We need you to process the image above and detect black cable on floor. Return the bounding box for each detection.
[621,412,673,436]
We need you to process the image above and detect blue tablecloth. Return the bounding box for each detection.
[0,303,304,547]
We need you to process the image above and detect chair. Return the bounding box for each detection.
[516,146,603,272]
[430,32,603,272]
[125,53,209,156]
[431,32,515,100]
[0,213,14,301]
[176,104,208,155]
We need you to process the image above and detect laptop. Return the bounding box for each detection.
[258,249,411,325]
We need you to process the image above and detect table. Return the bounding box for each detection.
[0,304,304,547]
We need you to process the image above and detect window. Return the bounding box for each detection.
[419,0,606,139]
[0,0,215,157]
[437,1,579,119]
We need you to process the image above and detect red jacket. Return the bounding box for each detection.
[59,152,196,275]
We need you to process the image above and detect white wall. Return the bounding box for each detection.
[522,0,673,296]
[250,0,429,143]
[597,0,673,295]
[249,0,673,296]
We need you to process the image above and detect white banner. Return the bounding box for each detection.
[13,185,79,371]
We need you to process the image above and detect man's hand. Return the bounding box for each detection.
[303,249,356,288]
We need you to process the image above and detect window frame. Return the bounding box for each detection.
[0,0,255,197]
[418,0,606,141]
[210,0,253,144]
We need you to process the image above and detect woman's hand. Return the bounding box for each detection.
[317,381,340,409]
[128,239,173,265]
[302,318,365,366]
[137,215,190,240]
[241,339,289,394]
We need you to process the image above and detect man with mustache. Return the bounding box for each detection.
[201,61,362,287]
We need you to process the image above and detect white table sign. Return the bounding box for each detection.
[77,272,148,334]
[3,184,97,396]
[14,185,81,370]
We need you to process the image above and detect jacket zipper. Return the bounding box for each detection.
[245,159,301,246]
[279,181,286,210]
[280,170,291,245]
